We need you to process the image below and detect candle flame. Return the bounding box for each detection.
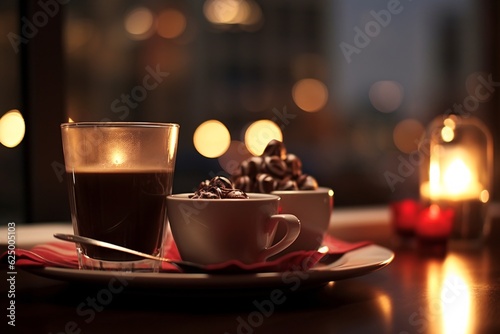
[443,158,472,196]
[429,158,441,196]
[424,147,483,201]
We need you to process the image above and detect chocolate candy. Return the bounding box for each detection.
[262,139,287,160]
[263,156,287,177]
[296,174,318,190]
[240,156,263,179]
[190,176,249,199]
[210,175,233,189]
[277,176,299,190]
[232,140,319,193]
[225,189,249,199]
[233,175,253,193]
[284,154,302,178]
[255,173,276,193]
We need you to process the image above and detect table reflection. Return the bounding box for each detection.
[377,292,393,331]
[440,255,473,334]
[3,216,500,334]
[381,242,490,334]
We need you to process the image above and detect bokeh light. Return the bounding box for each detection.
[393,119,425,153]
[369,80,404,113]
[203,0,262,27]
[0,110,25,148]
[244,120,283,155]
[157,9,187,39]
[193,120,231,158]
[124,7,155,39]
[443,116,457,129]
[441,126,455,142]
[292,78,328,112]
[480,190,490,203]
[240,0,262,27]
[441,117,456,142]
[204,0,241,24]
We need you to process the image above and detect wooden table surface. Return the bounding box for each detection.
[2,207,500,334]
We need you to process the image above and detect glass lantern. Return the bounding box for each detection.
[418,114,493,240]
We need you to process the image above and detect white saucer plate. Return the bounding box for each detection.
[26,244,394,291]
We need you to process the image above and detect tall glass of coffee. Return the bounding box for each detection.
[61,122,179,271]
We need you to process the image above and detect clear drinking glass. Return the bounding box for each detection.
[61,122,179,271]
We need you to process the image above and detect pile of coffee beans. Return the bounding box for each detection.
[233,139,318,193]
[190,176,249,199]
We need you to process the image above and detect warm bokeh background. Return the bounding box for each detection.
[1,0,499,224]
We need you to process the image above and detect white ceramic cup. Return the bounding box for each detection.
[271,187,333,255]
[166,193,301,265]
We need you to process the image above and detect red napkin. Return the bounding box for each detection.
[1,236,371,274]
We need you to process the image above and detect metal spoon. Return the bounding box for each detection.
[53,233,206,273]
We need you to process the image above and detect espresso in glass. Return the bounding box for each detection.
[67,169,173,261]
[61,122,179,271]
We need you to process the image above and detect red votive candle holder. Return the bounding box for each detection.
[415,204,454,244]
[390,199,421,237]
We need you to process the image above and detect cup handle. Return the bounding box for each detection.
[259,214,301,261]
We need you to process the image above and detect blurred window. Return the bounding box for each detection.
[0,0,498,224]
[0,1,23,224]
